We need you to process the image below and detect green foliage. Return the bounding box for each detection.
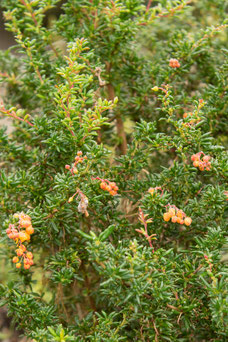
[0,0,227,341]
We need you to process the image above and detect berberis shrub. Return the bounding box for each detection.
[0,0,227,341]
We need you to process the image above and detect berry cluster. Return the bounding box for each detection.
[93,177,118,196]
[6,213,34,269]
[65,151,87,175]
[191,152,211,171]
[182,111,200,126]
[169,58,180,68]
[100,180,118,196]
[163,206,192,226]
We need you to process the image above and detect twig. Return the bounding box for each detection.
[0,103,34,127]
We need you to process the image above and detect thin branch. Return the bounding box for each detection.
[0,103,34,127]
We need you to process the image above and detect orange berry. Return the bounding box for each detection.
[16,263,21,269]
[199,163,204,171]
[179,219,184,225]
[177,210,183,219]
[65,164,70,169]
[176,217,181,224]
[171,216,178,223]
[77,151,83,156]
[113,185,119,191]
[24,264,30,270]
[184,217,192,226]
[19,232,28,242]
[106,185,111,192]
[20,219,31,228]
[148,187,154,195]
[183,113,188,119]
[26,252,33,259]
[203,155,210,162]
[193,160,199,167]
[24,258,30,265]
[109,182,116,189]
[110,190,117,196]
[100,182,107,190]
[168,208,176,217]
[163,212,171,222]
[12,256,19,263]
[21,245,26,252]
[26,226,34,235]
[16,249,23,257]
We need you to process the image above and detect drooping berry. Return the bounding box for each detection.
[26,252,33,259]
[171,216,178,223]
[163,212,171,222]
[19,231,30,242]
[20,219,31,228]
[100,182,107,190]
[106,185,112,192]
[177,210,183,218]
[12,256,19,263]
[193,160,199,167]
[16,248,23,257]
[24,264,30,270]
[168,208,175,217]
[184,217,192,226]
[26,226,34,235]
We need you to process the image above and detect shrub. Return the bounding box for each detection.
[0,1,227,341]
